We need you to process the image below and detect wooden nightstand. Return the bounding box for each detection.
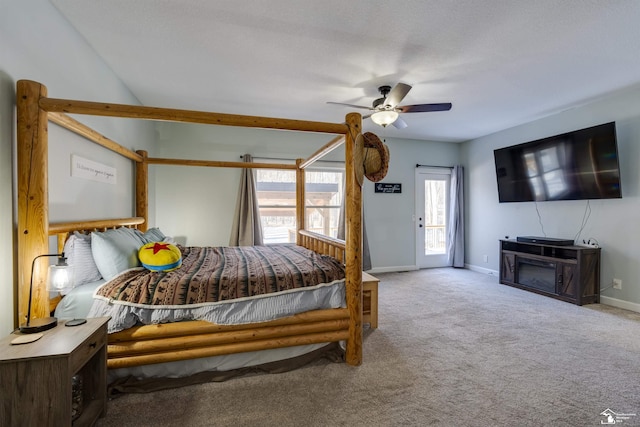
[0,317,109,427]
[362,272,379,329]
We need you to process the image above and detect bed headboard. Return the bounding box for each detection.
[49,218,146,252]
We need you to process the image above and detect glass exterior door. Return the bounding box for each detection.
[416,169,451,268]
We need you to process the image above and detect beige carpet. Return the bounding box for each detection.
[96,268,640,427]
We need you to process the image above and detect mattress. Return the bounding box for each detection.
[90,277,345,333]
[88,243,346,333]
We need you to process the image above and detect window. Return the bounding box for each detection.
[304,170,344,239]
[256,168,344,244]
[256,169,296,244]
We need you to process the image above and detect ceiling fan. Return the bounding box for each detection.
[327,83,452,128]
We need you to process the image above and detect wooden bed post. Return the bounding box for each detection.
[295,158,305,245]
[344,112,363,365]
[136,150,149,231]
[16,80,50,324]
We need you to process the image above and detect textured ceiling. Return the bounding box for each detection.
[50,0,640,142]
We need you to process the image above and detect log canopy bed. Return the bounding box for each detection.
[16,79,386,379]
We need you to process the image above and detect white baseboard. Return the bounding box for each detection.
[367,265,419,274]
[465,264,499,276]
[599,295,640,314]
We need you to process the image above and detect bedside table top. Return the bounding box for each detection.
[0,317,109,362]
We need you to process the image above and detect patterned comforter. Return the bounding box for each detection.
[95,244,345,307]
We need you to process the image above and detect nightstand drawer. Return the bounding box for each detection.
[70,323,107,374]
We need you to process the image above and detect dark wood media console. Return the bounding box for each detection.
[499,239,600,305]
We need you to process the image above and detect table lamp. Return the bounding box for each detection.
[19,253,71,334]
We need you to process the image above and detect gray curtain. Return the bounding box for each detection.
[229,154,264,246]
[446,165,465,267]
[338,183,371,271]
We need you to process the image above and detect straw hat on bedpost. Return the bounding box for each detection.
[362,132,390,183]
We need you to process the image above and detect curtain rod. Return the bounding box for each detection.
[241,155,344,164]
[416,164,453,168]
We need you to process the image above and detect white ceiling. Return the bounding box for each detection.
[50,0,640,142]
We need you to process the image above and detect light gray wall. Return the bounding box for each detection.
[0,0,156,334]
[363,137,461,272]
[462,84,640,311]
[155,123,461,270]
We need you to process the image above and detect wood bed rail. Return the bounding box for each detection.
[298,230,346,263]
[109,307,349,342]
[147,157,296,170]
[299,135,345,169]
[49,217,145,235]
[107,308,350,369]
[49,217,146,253]
[108,330,349,369]
[48,112,142,162]
[40,97,349,135]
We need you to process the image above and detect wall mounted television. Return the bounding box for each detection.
[494,122,622,203]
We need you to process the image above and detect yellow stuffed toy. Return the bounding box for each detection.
[138,242,182,271]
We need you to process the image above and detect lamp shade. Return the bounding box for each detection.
[371,110,399,127]
[49,262,72,294]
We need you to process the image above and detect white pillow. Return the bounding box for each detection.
[63,232,102,287]
[91,227,147,281]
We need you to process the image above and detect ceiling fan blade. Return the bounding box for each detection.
[384,83,412,108]
[392,116,408,129]
[326,101,373,110]
[397,103,452,113]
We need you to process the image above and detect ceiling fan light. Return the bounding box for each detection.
[371,110,399,127]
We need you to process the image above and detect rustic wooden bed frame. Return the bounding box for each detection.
[16,79,365,369]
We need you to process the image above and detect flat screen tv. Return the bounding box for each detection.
[494,122,622,202]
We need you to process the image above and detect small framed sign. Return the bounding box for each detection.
[71,155,117,184]
[375,183,401,193]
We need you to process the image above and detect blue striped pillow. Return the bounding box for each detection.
[63,232,102,289]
